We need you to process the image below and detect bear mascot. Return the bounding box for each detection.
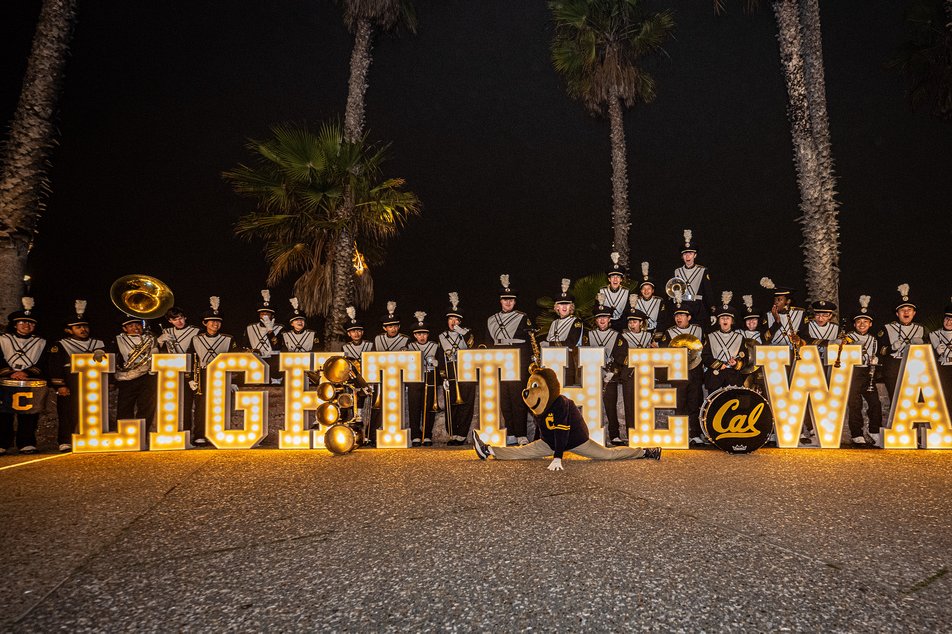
[473,366,661,470]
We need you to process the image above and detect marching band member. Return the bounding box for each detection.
[701,292,744,392]
[48,300,105,452]
[740,295,768,343]
[659,295,706,447]
[439,292,476,446]
[877,284,929,401]
[621,303,655,438]
[487,275,534,445]
[931,299,952,415]
[244,289,282,384]
[762,278,804,351]
[369,301,408,447]
[598,253,630,330]
[544,278,584,386]
[342,306,373,425]
[281,298,318,353]
[0,298,47,454]
[585,294,628,446]
[110,315,158,434]
[845,295,884,448]
[159,306,200,437]
[191,297,238,445]
[799,300,840,364]
[407,312,440,446]
[634,262,667,334]
[673,230,715,327]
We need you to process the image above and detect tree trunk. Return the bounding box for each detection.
[798,0,840,308]
[344,18,373,143]
[0,0,78,323]
[607,91,631,270]
[772,0,826,305]
[326,226,353,344]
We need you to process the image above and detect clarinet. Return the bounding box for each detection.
[866,359,877,392]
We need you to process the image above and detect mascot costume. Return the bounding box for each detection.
[473,366,661,470]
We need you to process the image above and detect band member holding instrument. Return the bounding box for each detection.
[407,312,440,446]
[439,292,475,446]
[245,289,282,384]
[930,299,952,416]
[740,295,768,344]
[799,300,840,364]
[369,301,408,447]
[877,284,929,402]
[845,295,884,448]
[192,297,237,445]
[762,278,804,353]
[543,278,584,385]
[110,315,158,434]
[660,297,706,447]
[158,306,200,436]
[622,304,655,437]
[598,253,630,331]
[0,298,47,454]
[281,298,318,353]
[672,230,715,327]
[585,295,629,446]
[48,300,105,452]
[634,262,667,334]
[488,275,535,445]
[342,306,373,425]
[702,292,745,392]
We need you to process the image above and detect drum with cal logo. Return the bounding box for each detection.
[700,385,773,454]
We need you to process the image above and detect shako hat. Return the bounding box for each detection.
[288,297,305,324]
[760,277,794,298]
[202,296,223,322]
[895,283,916,312]
[446,292,464,320]
[257,289,275,314]
[626,295,646,322]
[853,295,874,323]
[498,274,517,300]
[716,291,737,320]
[66,299,89,327]
[593,292,613,319]
[554,278,575,305]
[639,261,655,289]
[381,301,400,327]
[606,252,626,278]
[344,306,364,332]
[412,311,430,334]
[8,297,38,325]
[681,229,698,254]
[741,295,760,322]
[810,300,836,314]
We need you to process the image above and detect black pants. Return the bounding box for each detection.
[604,380,624,439]
[406,383,437,441]
[0,413,39,449]
[117,374,156,432]
[622,372,635,431]
[447,380,476,438]
[500,380,528,438]
[192,372,209,440]
[882,358,902,402]
[675,366,704,438]
[847,367,883,437]
[56,393,76,445]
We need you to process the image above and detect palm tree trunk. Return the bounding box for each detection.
[798,0,840,307]
[772,0,826,304]
[329,17,374,342]
[607,91,631,270]
[0,0,78,322]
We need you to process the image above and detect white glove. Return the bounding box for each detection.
[443,379,450,390]
[547,458,564,471]
[230,384,239,393]
[188,380,199,392]
[156,332,170,345]
[602,370,614,383]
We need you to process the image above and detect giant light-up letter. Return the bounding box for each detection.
[205,352,268,449]
[150,353,190,450]
[885,344,952,449]
[542,347,606,444]
[72,353,145,453]
[362,351,421,448]
[459,349,519,446]
[628,348,688,449]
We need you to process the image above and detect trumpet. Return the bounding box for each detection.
[191,353,203,395]
[833,330,856,368]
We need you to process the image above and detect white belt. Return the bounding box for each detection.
[495,338,525,345]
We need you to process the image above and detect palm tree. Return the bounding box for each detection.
[888,0,952,121]
[715,0,841,307]
[535,273,607,334]
[0,0,78,323]
[550,0,675,271]
[331,0,417,339]
[224,122,420,340]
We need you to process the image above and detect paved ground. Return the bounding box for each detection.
[1,445,949,632]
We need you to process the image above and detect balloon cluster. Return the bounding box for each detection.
[311,356,371,455]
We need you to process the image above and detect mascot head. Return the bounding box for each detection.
[522,367,561,416]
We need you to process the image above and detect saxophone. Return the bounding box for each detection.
[527,328,543,373]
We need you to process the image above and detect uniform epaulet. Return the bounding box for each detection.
[877,330,885,337]
[616,339,624,347]
[49,345,59,353]
[574,319,582,327]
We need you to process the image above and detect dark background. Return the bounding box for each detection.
[2,0,950,340]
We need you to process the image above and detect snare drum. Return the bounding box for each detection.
[0,379,48,415]
[700,385,773,454]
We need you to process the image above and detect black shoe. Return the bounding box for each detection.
[422,438,432,447]
[643,447,662,461]
[610,437,627,446]
[472,430,491,460]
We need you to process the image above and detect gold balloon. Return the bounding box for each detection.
[317,382,338,402]
[324,423,357,455]
[316,402,341,426]
[322,356,351,384]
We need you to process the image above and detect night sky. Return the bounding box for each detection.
[2,0,950,340]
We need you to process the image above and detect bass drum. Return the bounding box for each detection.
[0,379,47,415]
[700,385,773,454]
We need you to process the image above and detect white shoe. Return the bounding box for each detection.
[20,446,37,454]
[411,438,421,446]
[58,443,72,452]
[517,436,529,446]
[0,448,6,455]
[506,435,516,446]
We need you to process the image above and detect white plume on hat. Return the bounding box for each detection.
[859,295,871,310]
[346,306,356,320]
[75,299,87,317]
[641,261,649,278]
[721,291,733,307]
[629,295,639,309]
[683,229,692,244]
[289,297,299,310]
[674,288,684,306]
[22,297,34,312]
[414,311,426,324]
[561,278,570,293]
[209,296,220,311]
[448,292,459,310]
[897,283,910,299]
[743,295,753,311]
[261,289,270,303]
[500,274,510,288]
[759,277,775,290]
[596,291,606,305]
[610,252,620,265]
[386,301,396,315]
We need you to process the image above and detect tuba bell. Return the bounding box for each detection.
[110,274,175,380]
[669,333,703,370]
[665,277,696,302]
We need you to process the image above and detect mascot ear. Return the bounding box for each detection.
[537,367,561,403]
